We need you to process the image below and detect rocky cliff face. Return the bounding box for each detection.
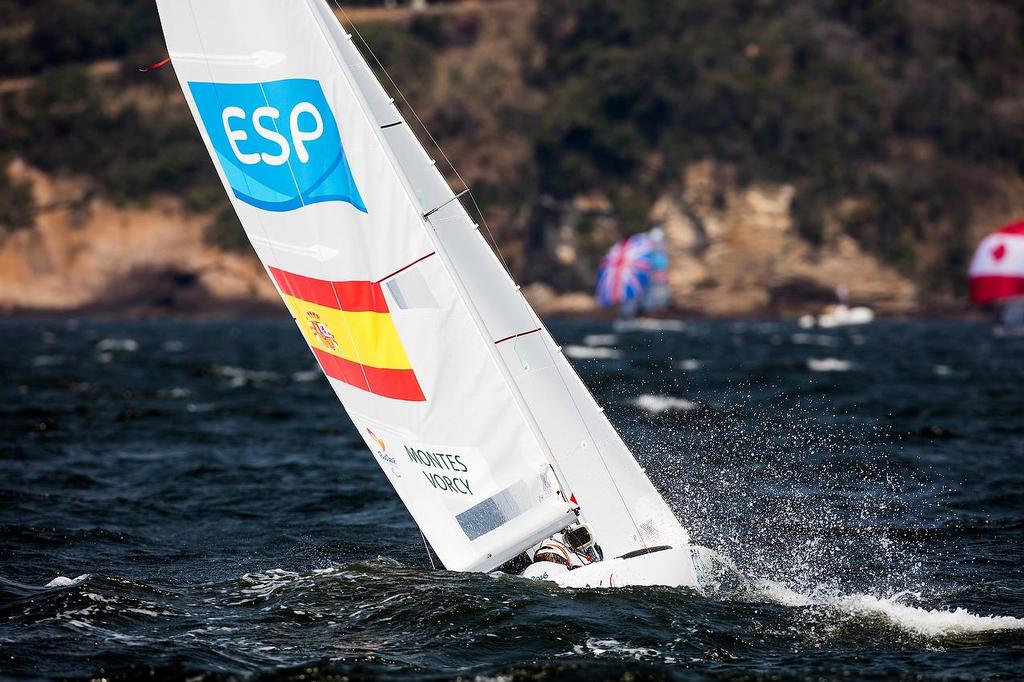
[521,160,920,317]
[0,156,923,318]
[650,161,918,316]
[0,160,277,315]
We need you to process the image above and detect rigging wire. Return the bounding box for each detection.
[330,0,517,283]
[420,531,437,570]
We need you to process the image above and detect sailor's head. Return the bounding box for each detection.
[533,539,572,568]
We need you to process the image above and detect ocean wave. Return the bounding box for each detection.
[96,338,139,352]
[45,574,90,588]
[613,318,687,333]
[629,394,699,414]
[564,345,623,360]
[790,333,839,347]
[582,333,618,347]
[807,357,854,372]
[158,387,193,399]
[838,594,1024,637]
[573,637,661,661]
[755,580,1024,638]
[212,365,283,386]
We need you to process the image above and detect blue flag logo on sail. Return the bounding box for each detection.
[188,79,367,213]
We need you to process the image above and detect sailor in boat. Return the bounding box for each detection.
[641,226,671,315]
[521,524,603,580]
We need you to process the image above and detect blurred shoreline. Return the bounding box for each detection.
[0,295,987,323]
[4,0,1021,325]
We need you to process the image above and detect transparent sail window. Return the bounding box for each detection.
[386,268,439,310]
[456,478,538,541]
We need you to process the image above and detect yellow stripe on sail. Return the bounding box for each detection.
[342,309,415,370]
[282,294,412,370]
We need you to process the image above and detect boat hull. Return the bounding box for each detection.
[525,545,710,590]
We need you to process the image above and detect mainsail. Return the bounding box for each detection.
[156,0,690,572]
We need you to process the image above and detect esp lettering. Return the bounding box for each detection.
[221,102,324,166]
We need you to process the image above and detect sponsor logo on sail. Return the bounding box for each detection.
[188,78,367,213]
[367,428,386,453]
[366,428,398,467]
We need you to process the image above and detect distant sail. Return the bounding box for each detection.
[596,234,655,307]
[156,0,689,572]
[642,226,671,313]
[969,220,1024,304]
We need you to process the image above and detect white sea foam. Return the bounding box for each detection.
[213,365,281,386]
[45,574,89,588]
[613,318,687,333]
[161,340,186,352]
[838,594,1024,637]
[807,357,854,372]
[292,369,321,383]
[574,637,660,660]
[934,364,953,377]
[790,333,839,347]
[629,394,698,414]
[754,580,1024,638]
[158,387,193,399]
[583,333,618,347]
[96,338,139,352]
[564,345,623,360]
[678,358,702,371]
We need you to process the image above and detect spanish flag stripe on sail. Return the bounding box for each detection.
[269,266,388,313]
[311,348,425,400]
[268,267,425,402]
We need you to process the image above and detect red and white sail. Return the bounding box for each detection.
[155,0,689,573]
[969,221,1024,304]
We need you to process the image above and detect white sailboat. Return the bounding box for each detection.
[155,0,713,589]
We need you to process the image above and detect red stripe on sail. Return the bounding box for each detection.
[362,363,426,402]
[970,275,1024,304]
[312,347,425,401]
[312,347,369,391]
[269,266,336,308]
[268,267,389,313]
[997,221,1024,236]
[333,280,389,313]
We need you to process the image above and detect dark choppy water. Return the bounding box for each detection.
[2,317,1023,680]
